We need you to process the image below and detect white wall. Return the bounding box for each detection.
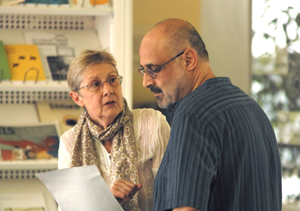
[201,0,251,94]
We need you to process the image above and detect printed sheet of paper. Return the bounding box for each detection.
[36,165,123,211]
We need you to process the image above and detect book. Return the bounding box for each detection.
[4,44,46,83]
[23,32,76,81]
[35,100,83,134]
[0,0,25,5]
[0,193,47,211]
[74,0,108,7]
[46,55,75,81]
[0,122,60,161]
[19,0,69,6]
[0,41,11,81]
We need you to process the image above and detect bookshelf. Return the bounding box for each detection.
[0,0,133,107]
[0,1,132,210]
[0,5,112,16]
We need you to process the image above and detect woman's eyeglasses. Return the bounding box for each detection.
[77,75,123,92]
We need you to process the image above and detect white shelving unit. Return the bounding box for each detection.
[0,1,132,210]
[0,0,133,106]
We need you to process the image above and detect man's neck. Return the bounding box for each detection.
[192,62,216,91]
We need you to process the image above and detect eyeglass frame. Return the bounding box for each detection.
[138,50,185,79]
[76,75,123,92]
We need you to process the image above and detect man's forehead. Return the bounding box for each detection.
[139,53,158,67]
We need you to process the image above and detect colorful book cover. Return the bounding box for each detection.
[5,44,46,82]
[46,55,74,81]
[0,123,60,161]
[35,100,83,134]
[22,0,68,4]
[0,41,11,81]
[74,0,108,7]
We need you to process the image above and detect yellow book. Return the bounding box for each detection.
[5,44,46,82]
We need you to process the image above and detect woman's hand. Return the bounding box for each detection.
[110,180,143,202]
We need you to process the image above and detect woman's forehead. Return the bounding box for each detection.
[83,63,117,77]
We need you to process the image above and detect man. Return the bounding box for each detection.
[138,18,282,211]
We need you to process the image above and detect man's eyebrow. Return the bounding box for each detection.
[140,63,155,68]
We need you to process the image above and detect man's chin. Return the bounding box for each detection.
[156,98,169,109]
[155,94,171,109]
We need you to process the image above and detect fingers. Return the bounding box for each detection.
[136,183,142,191]
[110,180,143,202]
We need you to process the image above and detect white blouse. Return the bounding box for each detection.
[58,108,170,211]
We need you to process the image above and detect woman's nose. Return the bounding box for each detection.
[102,81,114,95]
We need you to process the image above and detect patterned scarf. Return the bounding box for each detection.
[70,98,140,211]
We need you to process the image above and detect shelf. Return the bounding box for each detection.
[0,81,69,90]
[0,159,58,180]
[0,82,71,104]
[0,3,112,16]
[0,158,58,170]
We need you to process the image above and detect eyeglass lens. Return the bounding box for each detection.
[88,75,122,92]
[138,51,185,79]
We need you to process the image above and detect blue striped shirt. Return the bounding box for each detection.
[153,77,282,211]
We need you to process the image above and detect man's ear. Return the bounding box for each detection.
[70,91,85,107]
[184,49,197,71]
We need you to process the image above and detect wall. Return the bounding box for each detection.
[132,0,201,108]
[201,0,251,94]
[132,0,252,109]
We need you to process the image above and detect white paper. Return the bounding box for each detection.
[36,165,123,211]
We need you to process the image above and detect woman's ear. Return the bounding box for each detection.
[70,91,85,107]
[183,49,197,71]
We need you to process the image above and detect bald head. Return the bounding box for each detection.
[139,19,215,109]
[143,18,209,61]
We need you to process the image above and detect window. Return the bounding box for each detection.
[252,0,300,208]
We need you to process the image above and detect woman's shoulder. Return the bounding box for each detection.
[131,108,165,120]
[59,127,75,156]
[131,108,170,134]
[60,127,74,140]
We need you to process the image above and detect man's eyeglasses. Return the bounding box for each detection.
[77,75,123,92]
[138,51,185,79]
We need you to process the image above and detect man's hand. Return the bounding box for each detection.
[110,180,142,202]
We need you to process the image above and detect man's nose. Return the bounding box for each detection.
[142,73,154,88]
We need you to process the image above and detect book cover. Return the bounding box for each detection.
[5,44,46,82]
[35,100,83,134]
[0,193,47,211]
[0,0,24,5]
[0,41,11,81]
[46,55,74,81]
[0,122,60,161]
[20,0,68,5]
[74,0,108,7]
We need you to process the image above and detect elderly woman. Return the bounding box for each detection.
[58,49,170,211]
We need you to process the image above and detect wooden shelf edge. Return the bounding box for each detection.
[0,4,112,16]
[0,158,58,170]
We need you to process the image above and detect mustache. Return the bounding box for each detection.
[150,86,162,93]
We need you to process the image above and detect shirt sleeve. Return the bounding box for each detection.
[163,113,220,210]
[132,108,171,178]
[58,128,74,169]
[151,111,170,178]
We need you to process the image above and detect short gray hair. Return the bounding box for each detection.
[67,49,118,91]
